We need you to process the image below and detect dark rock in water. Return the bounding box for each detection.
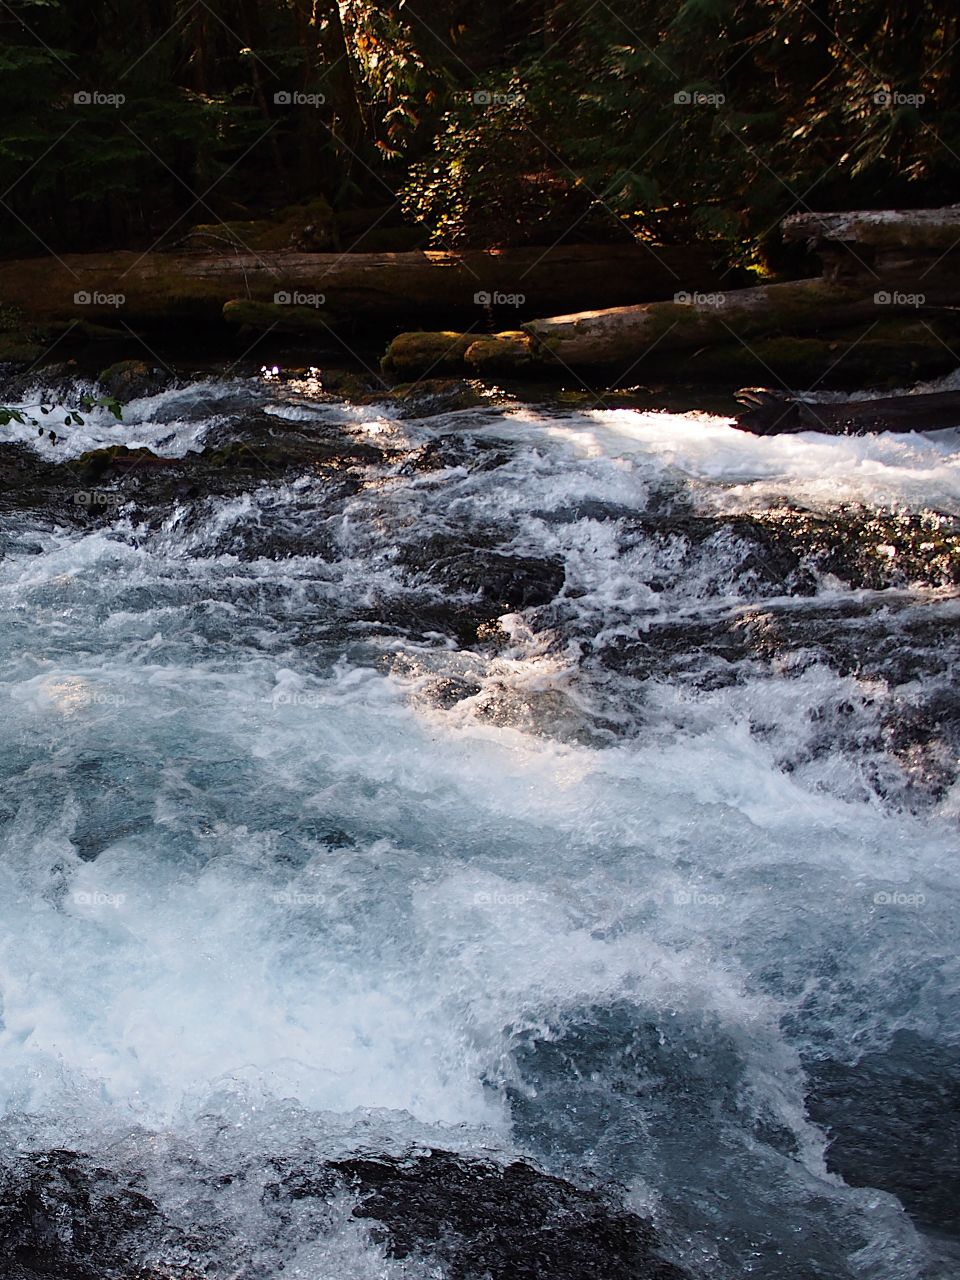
[598,594,960,807]
[97,359,172,401]
[432,546,565,611]
[0,424,385,529]
[0,1149,160,1279]
[0,359,90,404]
[399,534,564,608]
[371,534,565,644]
[334,1151,688,1279]
[0,1147,689,1280]
[385,377,489,418]
[734,386,960,436]
[401,433,512,475]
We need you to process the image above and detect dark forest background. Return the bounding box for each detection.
[1,0,957,267]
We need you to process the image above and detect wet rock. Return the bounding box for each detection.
[0,358,88,403]
[776,505,960,589]
[0,425,384,529]
[97,359,171,400]
[0,1149,160,1280]
[735,386,960,436]
[328,1150,688,1280]
[385,376,488,417]
[435,546,565,610]
[400,433,512,474]
[400,534,564,610]
[316,368,382,396]
[610,507,960,602]
[598,594,960,806]
[0,1147,689,1280]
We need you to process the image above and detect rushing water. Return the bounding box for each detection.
[1,370,959,1278]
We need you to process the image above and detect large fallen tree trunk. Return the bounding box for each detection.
[520,278,948,368]
[0,243,720,329]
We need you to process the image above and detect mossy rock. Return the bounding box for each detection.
[464,331,537,372]
[223,299,338,334]
[317,369,381,397]
[382,331,474,376]
[75,445,175,482]
[97,360,169,399]
[385,377,487,416]
[0,335,45,364]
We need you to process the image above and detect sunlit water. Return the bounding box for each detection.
[1,373,959,1277]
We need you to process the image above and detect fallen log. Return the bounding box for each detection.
[782,206,960,251]
[734,387,960,436]
[782,206,960,289]
[520,279,947,368]
[0,243,720,330]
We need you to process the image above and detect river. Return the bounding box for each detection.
[0,367,958,1278]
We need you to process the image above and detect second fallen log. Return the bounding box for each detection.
[522,280,942,368]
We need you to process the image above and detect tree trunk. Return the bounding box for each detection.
[522,279,951,368]
[782,206,960,251]
[0,243,721,329]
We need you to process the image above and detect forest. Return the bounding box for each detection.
[1,0,957,268]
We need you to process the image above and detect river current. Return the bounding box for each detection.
[0,370,958,1278]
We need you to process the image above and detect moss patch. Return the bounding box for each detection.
[382,331,474,376]
[465,331,537,372]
